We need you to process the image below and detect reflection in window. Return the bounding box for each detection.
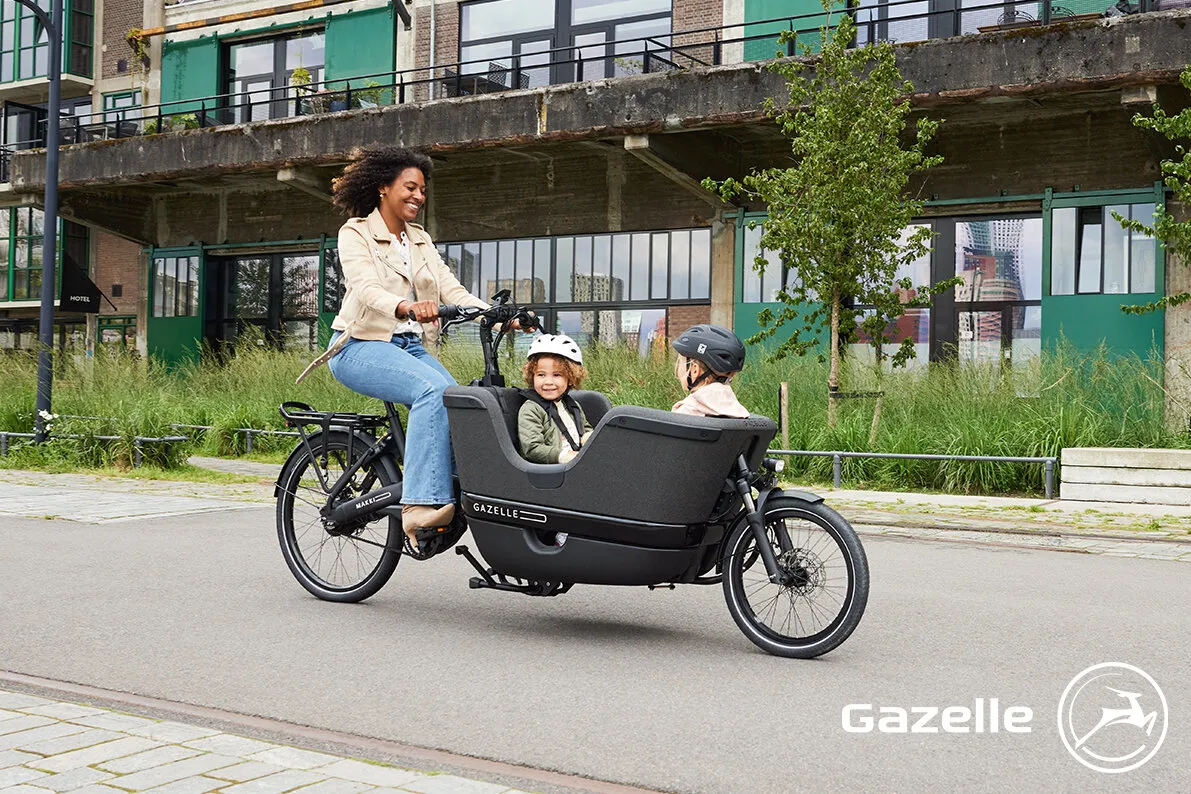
[556,307,667,355]
[436,227,710,309]
[740,222,796,303]
[322,249,343,314]
[1050,203,1156,296]
[852,0,929,46]
[954,217,1042,303]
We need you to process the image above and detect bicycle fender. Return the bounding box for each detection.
[756,486,823,515]
[273,428,395,497]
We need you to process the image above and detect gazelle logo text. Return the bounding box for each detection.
[842,699,1033,733]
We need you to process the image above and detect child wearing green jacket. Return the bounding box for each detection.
[517,334,592,465]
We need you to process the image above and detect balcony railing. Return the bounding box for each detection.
[0,0,1161,160]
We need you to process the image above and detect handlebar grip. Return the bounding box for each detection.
[399,304,460,321]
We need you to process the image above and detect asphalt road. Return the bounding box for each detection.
[1,506,1187,793]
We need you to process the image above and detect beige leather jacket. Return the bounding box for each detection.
[297,208,487,382]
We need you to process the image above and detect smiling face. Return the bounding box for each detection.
[379,166,427,225]
[531,355,570,402]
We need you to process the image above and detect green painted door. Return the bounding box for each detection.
[146,250,203,366]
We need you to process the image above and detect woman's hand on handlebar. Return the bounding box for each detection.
[507,311,539,332]
[397,300,442,324]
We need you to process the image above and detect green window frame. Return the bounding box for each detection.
[66,0,93,78]
[0,1,93,84]
[0,208,87,303]
[151,254,200,318]
[102,89,142,121]
[5,207,45,301]
[1044,185,1165,298]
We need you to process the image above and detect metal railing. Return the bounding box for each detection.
[0,0,1148,157]
[0,431,190,467]
[770,448,1058,499]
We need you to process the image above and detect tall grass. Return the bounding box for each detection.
[0,340,1184,493]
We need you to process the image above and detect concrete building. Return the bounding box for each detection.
[2,1,1190,412]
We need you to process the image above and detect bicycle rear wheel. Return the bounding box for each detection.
[276,429,401,602]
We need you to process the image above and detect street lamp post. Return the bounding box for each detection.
[19,0,64,443]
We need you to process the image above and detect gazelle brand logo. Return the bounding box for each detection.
[470,500,547,524]
[842,699,1033,733]
[1058,663,1168,773]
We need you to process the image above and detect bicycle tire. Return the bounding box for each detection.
[276,429,401,602]
[722,496,869,658]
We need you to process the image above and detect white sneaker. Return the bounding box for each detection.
[554,532,568,547]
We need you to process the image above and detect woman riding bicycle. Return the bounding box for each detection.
[297,145,489,547]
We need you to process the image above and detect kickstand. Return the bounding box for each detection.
[456,545,497,588]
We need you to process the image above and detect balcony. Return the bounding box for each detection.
[3,6,1188,246]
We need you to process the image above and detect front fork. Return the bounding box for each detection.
[731,455,793,585]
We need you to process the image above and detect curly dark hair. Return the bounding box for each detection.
[523,354,588,391]
[331,145,434,218]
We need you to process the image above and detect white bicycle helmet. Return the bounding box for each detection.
[527,333,583,365]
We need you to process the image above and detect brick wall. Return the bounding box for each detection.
[102,0,147,82]
[667,304,712,339]
[94,233,142,315]
[673,0,724,68]
[412,1,460,102]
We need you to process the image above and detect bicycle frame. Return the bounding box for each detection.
[279,401,407,515]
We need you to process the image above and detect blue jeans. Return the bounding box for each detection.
[327,332,456,505]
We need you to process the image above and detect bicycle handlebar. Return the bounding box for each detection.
[402,303,539,331]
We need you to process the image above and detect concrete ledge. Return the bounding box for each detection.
[1062,447,1191,469]
[1062,464,1191,487]
[1061,482,1191,506]
[1061,446,1191,504]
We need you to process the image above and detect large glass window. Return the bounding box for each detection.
[11,207,42,301]
[955,216,1043,364]
[226,31,324,123]
[0,210,88,303]
[67,0,93,77]
[431,227,707,353]
[740,222,796,304]
[437,228,707,306]
[1050,203,1157,296]
[458,0,672,88]
[0,1,91,83]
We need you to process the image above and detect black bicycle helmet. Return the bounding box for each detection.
[672,324,746,376]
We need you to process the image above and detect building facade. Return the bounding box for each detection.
[2,1,1189,410]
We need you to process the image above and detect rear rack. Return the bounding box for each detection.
[279,401,390,429]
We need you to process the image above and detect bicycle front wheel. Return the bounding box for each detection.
[722,496,869,658]
[276,429,401,602]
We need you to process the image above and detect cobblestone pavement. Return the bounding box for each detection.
[0,690,533,794]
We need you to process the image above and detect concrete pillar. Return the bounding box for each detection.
[136,248,150,358]
[144,0,165,107]
[722,0,745,65]
[1163,200,1191,431]
[710,216,735,329]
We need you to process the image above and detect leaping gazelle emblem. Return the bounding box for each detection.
[1074,687,1158,749]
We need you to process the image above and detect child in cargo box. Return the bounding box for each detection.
[671,324,751,418]
[517,333,592,547]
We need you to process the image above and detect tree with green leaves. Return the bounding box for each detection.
[704,8,953,428]
[1119,68,1191,316]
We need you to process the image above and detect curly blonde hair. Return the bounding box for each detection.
[523,354,588,390]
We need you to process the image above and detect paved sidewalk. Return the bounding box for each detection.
[3,467,1191,560]
[0,689,532,794]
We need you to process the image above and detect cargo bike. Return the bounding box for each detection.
[275,292,869,657]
